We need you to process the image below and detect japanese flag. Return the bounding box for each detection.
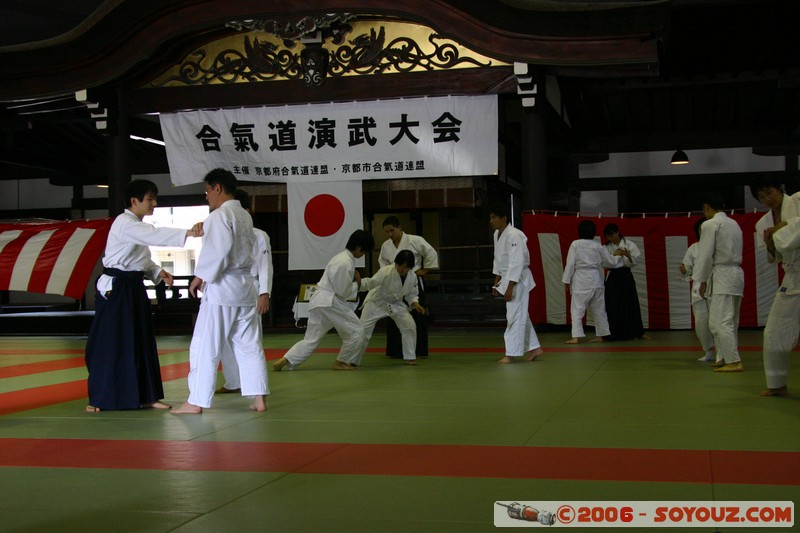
[288,180,364,270]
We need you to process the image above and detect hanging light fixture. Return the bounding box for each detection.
[671,149,689,165]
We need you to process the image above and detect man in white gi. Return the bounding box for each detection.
[679,218,718,362]
[562,220,624,343]
[379,216,438,358]
[216,189,273,395]
[85,179,202,412]
[272,229,375,371]
[173,169,268,414]
[358,250,425,366]
[489,203,544,364]
[693,192,745,372]
[750,177,800,265]
[760,211,800,396]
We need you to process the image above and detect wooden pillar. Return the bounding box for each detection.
[71,183,84,219]
[519,67,548,215]
[107,88,130,216]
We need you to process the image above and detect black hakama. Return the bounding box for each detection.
[604,267,645,341]
[85,268,165,409]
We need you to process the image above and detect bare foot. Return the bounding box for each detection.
[215,386,240,394]
[564,338,579,344]
[141,401,171,409]
[589,337,605,343]
[171,402,203,415]
[406,360,417,366]
[332,360,356,370]
[640,334,652,340]
[272,357,289,371]
[249,395,267,411]
[86,405,101,413]
[497,356,514,364]
[525,347,543,362]
[759,386,788,397]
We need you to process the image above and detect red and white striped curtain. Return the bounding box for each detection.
[0,219,113,300]
[524,211,773,329]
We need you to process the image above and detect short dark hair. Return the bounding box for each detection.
[394,250,415,269]
[701,191,725,211]
[204,168,237,195]
[489,203,509,219]
[603,223,621,238]
[125,179,158,208]
[234,189,251,209]
[382,216,401,228]
[748,174,785,200]
[578,220,596,240]
[345,229,375,252]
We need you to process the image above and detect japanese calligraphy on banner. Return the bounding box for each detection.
[0,219,113,299]
[160,95,498,186]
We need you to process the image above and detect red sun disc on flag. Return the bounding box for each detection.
[304,194,345,237]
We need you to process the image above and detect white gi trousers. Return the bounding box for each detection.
[219,281,263,390]
[188,302,268,408]
[763,270,800,389]
[570,287,609,338]
[708,294,742,364]
[691,298,715,354]
[504,283,540,357]
[360,301,417,364]
[283,298,364,367]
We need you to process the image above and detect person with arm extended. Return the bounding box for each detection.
[85,179,202,412]
[272,230,375,371]
[562,220,624,344]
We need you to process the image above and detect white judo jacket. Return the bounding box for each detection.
[693,212,744,297]
[680,242,705,305]
[97,209,187,293]
[361,264,420,312]
[774,215,800,279]
[309,250,360,311]
[562,239,622,289]
[252,227,273,296]
[755,193,800,264]
[493,224,534,294]
[378,233,439,273]
[194,199,256,307]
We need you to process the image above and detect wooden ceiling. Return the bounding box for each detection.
[0,0,798,192]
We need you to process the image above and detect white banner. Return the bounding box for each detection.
[287,180,364,270]
[160,95,498,186]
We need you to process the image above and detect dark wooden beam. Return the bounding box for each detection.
[0,160,71,182]
[583,130,795,153]
[127,67,515,114]
[0,0,664,100]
